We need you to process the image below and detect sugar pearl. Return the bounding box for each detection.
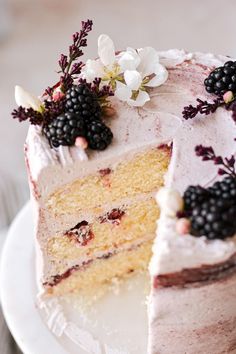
[223,90,234,104]
[103,106,116,117]
[176,218,191,235]
[52,90,65,101]
[75,137,88,149]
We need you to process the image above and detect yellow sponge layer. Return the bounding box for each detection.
[48,241,152,295]
[46,198,159,268]
[46,147,170,216]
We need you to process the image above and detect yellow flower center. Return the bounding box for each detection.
[102,63,123,89]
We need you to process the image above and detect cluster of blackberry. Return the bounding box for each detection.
[43,84,113,150]
[183,176,236,240]
[204,61,236,96]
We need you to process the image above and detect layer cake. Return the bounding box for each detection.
[12,19,236,353]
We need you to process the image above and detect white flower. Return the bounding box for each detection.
[115,48,168,106]
[82,34,168,107]
[15,85,43,112]
[137,47,168,87]
[98,34,115,66]
[117,47,140,71]
[82,34,122,88]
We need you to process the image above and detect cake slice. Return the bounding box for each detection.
[26,128,170,295]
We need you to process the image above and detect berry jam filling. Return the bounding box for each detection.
[99,168,112,177]
[157,143,172,156]
[99,208,125,225]
[153,255,236,288]
[65,220,94,246]
[44,259,92,287]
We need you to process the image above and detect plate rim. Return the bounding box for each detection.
[0,202,67,354]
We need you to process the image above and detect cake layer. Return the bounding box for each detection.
[148,271,236,354]
[40,191,157,235]
[46,197,159,264]
[45,147,170,216]
[45,241,152,295]
[40,196,159,280]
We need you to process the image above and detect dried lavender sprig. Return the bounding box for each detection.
[12,106,45,125]
[58,19,93,91]
[12,97,66,126]
[182,97,224,120]
[43,98,66,123]
[195,144,236,177]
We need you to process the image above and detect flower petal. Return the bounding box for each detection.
[82,59,104,82]
[115,81,132,101]
[124,70,142,90]
[15,85,42,111]
[137,47,159,77]
[127,90,150,107]
[98,34,115,66]
[146,63,168,87]
[118,48,140,71]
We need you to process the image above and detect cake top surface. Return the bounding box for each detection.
[24,49,235,194]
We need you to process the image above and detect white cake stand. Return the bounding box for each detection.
[0,203,149,354]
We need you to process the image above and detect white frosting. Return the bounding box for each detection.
[149,187,236,276]
[26,125,58,181]
[156,188,183,217]
[149,213,236,276]
[159,49,193,68]
[38,297,102,353]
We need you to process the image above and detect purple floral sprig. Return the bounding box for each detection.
[182,97,224,120]
[78,78,114,106]
[58,19,93,91]
[12,98,66,126]
[11,106,44,125]
[195,144,236,177]
[12,20,93,125]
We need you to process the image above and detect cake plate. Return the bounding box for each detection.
[0,202,149,354]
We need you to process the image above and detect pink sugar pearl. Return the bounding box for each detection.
[75,137,88,149]
[176,218,191,235]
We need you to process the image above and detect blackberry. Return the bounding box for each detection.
[86,120,113,150]
[65,84,102,123]
[209,176,236,201]
[204,61,236,95]
[183,185,210,211]
[190,197,236,240]
[43,112,86,148]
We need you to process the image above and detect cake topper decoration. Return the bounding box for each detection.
[176,141,236,240]
[11,19,169,151]
[82,35,168,107]
[182,60,236,123]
